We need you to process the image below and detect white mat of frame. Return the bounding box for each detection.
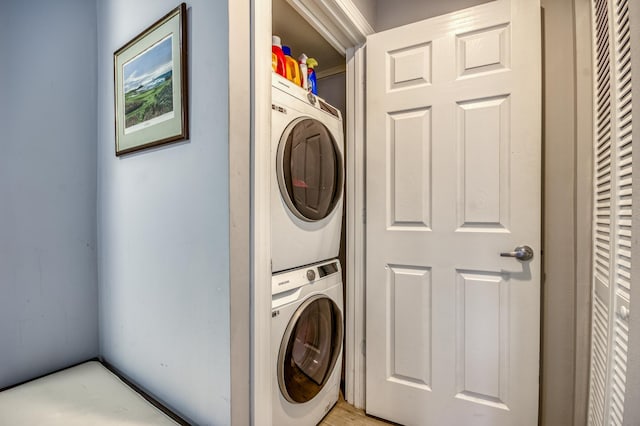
[0,361,180,425]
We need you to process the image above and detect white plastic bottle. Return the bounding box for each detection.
[298,53,309,90]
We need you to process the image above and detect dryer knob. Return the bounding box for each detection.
[307,93,317,105]
[306,269,316,281]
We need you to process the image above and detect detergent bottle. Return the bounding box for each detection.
[271,36,286,77]
[298,54,309,90]
[307,58,318,95]
[282,45,302,86]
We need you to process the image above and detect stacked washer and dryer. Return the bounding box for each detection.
[270,72,345,425]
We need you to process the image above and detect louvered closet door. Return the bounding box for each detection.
[588,0,633,424]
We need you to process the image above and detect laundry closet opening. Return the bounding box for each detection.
[270,0,351,424]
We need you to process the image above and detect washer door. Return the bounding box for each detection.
[277,118,343,222]
[278,295,343,404]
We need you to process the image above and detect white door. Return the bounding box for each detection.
[365,1,541,425]
[587,0,633,423]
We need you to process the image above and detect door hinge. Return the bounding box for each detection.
[362,208,366,224]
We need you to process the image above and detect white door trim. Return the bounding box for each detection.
[285,0,373,54]
[251,0,273,424]
[622,3,640,424]
[229,0,252,423]
[344,44,367,409]
[573,0,594,424]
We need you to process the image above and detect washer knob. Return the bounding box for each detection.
[306,269,316,281]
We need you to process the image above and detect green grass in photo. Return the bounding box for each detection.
[124,78,173,128]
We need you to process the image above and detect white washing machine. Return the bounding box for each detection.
[271,73,344,273]
[272,259,343,426]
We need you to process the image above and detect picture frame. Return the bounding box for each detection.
[114,3,188,156]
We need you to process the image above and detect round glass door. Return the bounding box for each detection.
[277,118,343,222]
[278,295,343,404]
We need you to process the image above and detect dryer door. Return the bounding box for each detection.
[278,295,343,403]
[277,118,343,222]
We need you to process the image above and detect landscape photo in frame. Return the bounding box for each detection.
[114,3,188,156]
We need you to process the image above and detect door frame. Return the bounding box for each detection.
[249,0,274,423]
[572,0,594,423]
[249,0,372,423]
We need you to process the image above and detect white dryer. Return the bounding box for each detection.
[272,259,343,426]
[271,73,344,273]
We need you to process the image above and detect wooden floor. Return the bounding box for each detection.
[319,395,396,426]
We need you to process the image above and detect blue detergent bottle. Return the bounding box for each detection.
[307,58,318,95]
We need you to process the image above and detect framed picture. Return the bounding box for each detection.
[114,3,188,156]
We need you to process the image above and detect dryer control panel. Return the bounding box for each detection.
[272,72,343,122]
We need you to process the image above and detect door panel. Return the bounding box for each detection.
[388,108,432,228]
[365,1,541,425]
[387,265,432,387]
[457,95,510,230]
[456,270,509,410]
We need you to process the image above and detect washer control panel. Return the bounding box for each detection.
[272,259,341,296]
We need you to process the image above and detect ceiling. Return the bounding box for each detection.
[272,0,345,76]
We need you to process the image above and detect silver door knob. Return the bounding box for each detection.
[500,245,534,261]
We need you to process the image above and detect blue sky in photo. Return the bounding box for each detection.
[123,34,173,94]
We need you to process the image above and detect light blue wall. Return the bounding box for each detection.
[0,0,99,388]
[96,1,231,424]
